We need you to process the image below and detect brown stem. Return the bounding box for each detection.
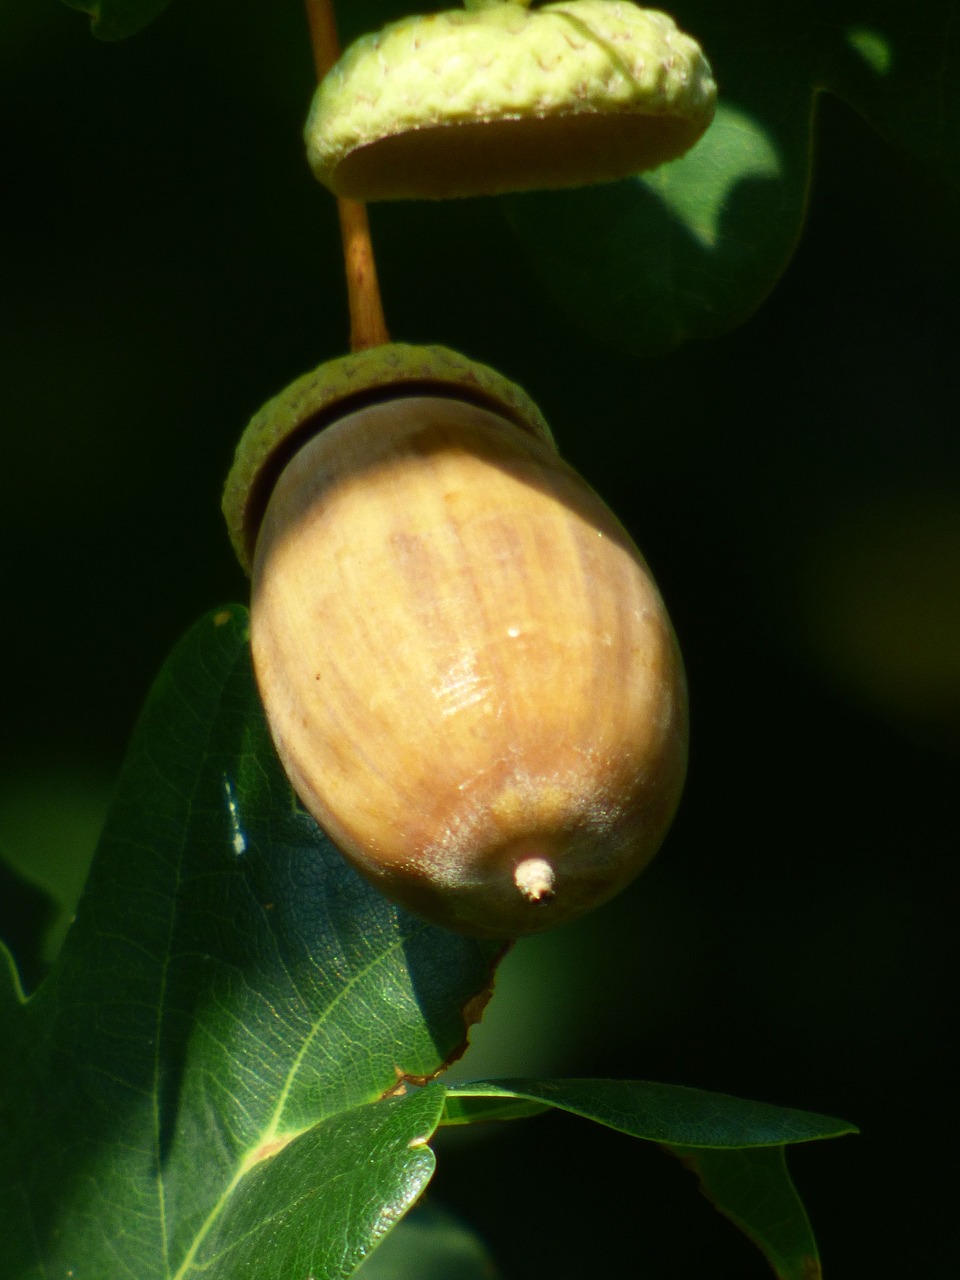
[304,0,340,81]
[305,0,390,351]
[337,199,391,351]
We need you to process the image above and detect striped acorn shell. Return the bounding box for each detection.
[224,345,687,936]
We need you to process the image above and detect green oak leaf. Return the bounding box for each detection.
[442,1077,854,1145]
[443,1078,855,1280]
[185,1086,446,1279]
[0,606,501,1279]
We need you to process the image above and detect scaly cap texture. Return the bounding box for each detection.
[305,0,717,199]
[222,343,554,574]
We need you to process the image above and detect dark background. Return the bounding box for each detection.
[2,0,958,1276]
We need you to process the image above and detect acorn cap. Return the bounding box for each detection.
[305,0,717,200]
[222,343,554,574]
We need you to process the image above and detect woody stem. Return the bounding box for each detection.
[305,0,390,350]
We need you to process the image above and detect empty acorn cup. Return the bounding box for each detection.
[305,0,717,199]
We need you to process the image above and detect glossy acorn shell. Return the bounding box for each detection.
[231,352,688,937]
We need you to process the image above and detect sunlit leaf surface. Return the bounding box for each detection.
[0,608,500,1279]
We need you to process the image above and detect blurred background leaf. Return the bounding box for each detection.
[58,0,173,40]
[509,0,960,352]
[355,1200,503,1279]
[0,764,112,966]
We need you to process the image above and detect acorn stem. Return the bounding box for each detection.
[337,199,391,351]
[305,0,390,351]
[304,0,339,79]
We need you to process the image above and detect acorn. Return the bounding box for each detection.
[223,344,687,937]
[305,0,717,200]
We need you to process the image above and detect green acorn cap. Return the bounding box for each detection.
[305,0,717,200]
[222,343,554,575]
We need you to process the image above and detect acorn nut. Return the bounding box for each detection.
[223,344,688,937]
[305,0,717,199]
